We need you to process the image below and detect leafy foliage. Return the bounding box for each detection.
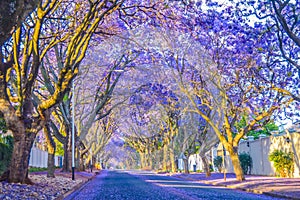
[213,156,223,172]
[0,115,7,133]
[54,138,64,156]
[129,82,180,126]
[238,153,252,175]
[235,116,279,139]
[1,0,299,182]
[0,136,13,175]
[247,122,278,139]
[269,150,294,177]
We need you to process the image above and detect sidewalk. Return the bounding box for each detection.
[54,170,99,200]
[171,172,300,199]
[28,169,99,200]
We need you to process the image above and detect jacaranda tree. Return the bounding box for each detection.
[0,0,173,183]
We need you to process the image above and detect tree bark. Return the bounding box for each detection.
[0,94,46,184]
[8,130,36,183]
[147,149,153,170]
[47,151,56,178]
[145,148,149,169]
[62,131,72,172]
[139,152,145,169]
[162,144,168,172]
[229,149,245,181]
[183,158,189,174]
[200,153,211,177]
[76,147,81,170]
[169,143,176,173]
[8,137,29,183]
[0,0,39,46]
[78,152,85,171]
[45,125,56,178]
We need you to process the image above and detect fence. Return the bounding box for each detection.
[212,131,300,177]
[29,147,63,168]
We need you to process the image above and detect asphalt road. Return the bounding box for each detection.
[65,170,283,200]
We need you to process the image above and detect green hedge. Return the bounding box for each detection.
[213,156,223,172]
[239,153,252,175]
[0,136,13,175]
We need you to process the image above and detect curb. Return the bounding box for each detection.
[56,173,97,200]
[175,176,299,200]
[262,191,300,200]
[203,181,299,200]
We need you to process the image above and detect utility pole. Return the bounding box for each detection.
[72,82,75,180]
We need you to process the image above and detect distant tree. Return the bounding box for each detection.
[0,0,171,183]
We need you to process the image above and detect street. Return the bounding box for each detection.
[64,170,283,200]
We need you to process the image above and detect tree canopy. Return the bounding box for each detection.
[0,0,299,183]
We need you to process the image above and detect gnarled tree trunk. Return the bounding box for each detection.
[45,125,56,178]
[8,132,36,183]
[0,98,44,183]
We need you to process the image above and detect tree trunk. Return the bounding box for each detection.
[0,91,47,183]
[148,150,153,170]
[145,148,149,169]
[45,125,56,178]
[76,147,80,170]
[125,159,130,170]
[0,0,39,46]
[8,131,36,183]
[162,144,168,172]
[169,144,176,173]
[229,149,245,181]
[78,151,85,171]
[139,152,145,169]
[200,153,211,177]
[62,132,72,172]
[47,151,56,178]
[183,158,189,174]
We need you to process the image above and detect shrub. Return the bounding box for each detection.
[209,164,214,172]
[28,167,48,173]
[213,156,223,172]
[0,136,14,175]
[269,150,294,177]
[238,153,252,175]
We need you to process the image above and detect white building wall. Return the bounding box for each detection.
[29,147,63,168]
[188,154,202,171]
[212,131,300,177]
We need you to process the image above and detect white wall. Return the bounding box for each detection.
[188,154,203,171]
[29,147,63,168]
[212,131,300,177]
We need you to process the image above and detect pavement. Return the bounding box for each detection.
[171,172,300,200]
[61,170,300,199]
